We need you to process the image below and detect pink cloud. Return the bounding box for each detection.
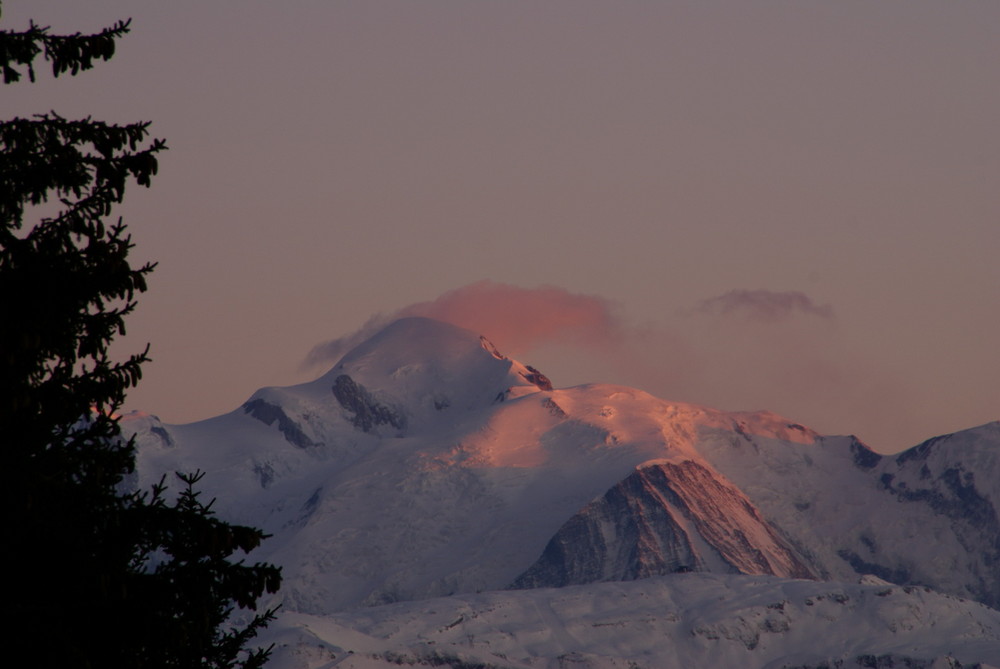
[304,280,623,367]
[395,281,622,352]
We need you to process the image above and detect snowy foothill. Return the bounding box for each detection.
[259,574,1000,669]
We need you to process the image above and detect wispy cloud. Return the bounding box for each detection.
[691,289,834,323]
[303,280,623,368]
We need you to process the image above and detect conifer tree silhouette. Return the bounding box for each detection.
[1,16,281,668]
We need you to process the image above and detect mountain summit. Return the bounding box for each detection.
[316,316,549,414]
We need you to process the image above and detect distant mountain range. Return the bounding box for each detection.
[126,317,1000,668]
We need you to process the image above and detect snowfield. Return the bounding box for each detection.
[259,574,1000,669]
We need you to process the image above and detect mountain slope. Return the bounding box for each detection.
[510,460,813,589]
[696,420,1000,607]
[128,317,821,613]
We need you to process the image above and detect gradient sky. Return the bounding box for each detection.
[6,1,998,453]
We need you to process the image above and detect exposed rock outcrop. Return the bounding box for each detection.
[243,398,317,448]
[511,461,814,589]
[331,374,407,433]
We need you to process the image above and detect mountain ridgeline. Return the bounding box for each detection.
[127,317,1000,667]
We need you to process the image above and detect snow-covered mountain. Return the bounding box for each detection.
[696,421,1000,608]
[126,316,1000,667]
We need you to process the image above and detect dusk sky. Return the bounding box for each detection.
[7,1,999,453]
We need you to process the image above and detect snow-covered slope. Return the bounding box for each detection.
[696,421,1000,607]
[259,573,1000,669]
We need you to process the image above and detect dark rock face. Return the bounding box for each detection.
[293,487,323,527]
[243,398,317,448]
[522,365,553,391]
[253,461,276,488]
[479,335,506,360]
[850,437,882,470]
[149,424,174,448]
[331,374,407,433]
[894,434,949,466]
[883,466,996,526]
[653,461,813,579]
[872,461,1000,607]
[509,468,700,589]
[836,549,912,585]
[785,655,943,669]
[510,461,814,590]
[542,398,566,418]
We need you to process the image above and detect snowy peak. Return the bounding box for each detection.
[894,421,1000,473]
[313,317,546,421]
[326,317,497,375]
[230,318,554,448]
